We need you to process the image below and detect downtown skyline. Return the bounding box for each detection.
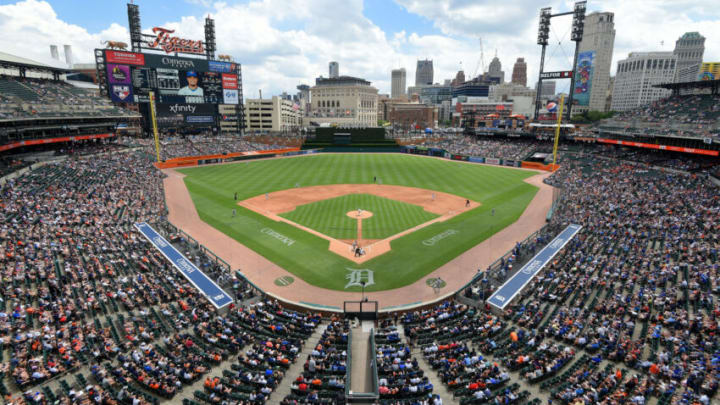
[0,0,718,99]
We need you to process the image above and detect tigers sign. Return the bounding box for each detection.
[147,27,205,55]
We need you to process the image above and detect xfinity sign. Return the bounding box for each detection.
[169,104,197,114]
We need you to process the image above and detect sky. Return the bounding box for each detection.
[0,0,718,100]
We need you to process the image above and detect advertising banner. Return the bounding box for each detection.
[221,74,238,89]
[107,64,131,84]
[504,160,516,167]
[209,61,234,73]
[487,224,582,310]
[574,51,595,106]
[156,103,217,127]
[597,138,719,156]
[105,51,145,65]
[485,158,501,165]
[135,222,232,309]
[451,154,469,161]
[0,133,114,153]
[109,84,133,103]
[468,156,485,164]
[141,53,210,71]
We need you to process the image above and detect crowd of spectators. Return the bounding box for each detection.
[281,318,347,404]
[374,320,434,402]
[159,136,285,161]
[0,144,325,404]
[0,128,718,405]
[0,158,32,178]
[422,136,541,160]
[595,94,720,140]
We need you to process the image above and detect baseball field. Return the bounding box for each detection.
[178,153,539,292]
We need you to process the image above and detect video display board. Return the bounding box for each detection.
[101,50,240,127]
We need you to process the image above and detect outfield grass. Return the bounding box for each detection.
[178,154,539,293]
[280,193,439,240]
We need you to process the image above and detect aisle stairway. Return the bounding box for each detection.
[349,321,373,394]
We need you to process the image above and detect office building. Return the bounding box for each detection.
[490,83,535,119]
[391,68,407,98]
[511,58,527,86]
[415,59,433,86]
[420,85,453,123]
[611,52,677,111]
[388,103,438,129]
[296,84,311,116]
[309,76,378,127]
[673,32,705,83]
[245,96,303,132]
[451,70,466,87]
[329,61,339,78]
[487,56,505,84]
[575,11,616,113]
[538,81,556,97]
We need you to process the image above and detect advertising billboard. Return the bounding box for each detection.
[573,51,595,106]
[100,50,241,128]
[154,103,217,127]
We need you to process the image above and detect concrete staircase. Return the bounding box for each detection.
[348,321,373,395]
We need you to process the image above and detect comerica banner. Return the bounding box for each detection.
[134,222,233,309]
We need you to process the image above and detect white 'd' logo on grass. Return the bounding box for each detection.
[345,268,374,289]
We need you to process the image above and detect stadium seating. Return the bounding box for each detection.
[159,136,285,161]
[422,136,540,160]
[281,319,347,404]
[0,133,718,405]
[595,94,720,140]
[0,76,139,119]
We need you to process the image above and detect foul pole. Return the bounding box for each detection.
[552,94,564,167]
[149,91,161,162]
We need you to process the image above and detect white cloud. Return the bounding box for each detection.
[0,0,128,67]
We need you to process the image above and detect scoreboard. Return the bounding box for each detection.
[97,49,241,127]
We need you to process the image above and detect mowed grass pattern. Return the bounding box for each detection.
[179,154,540,293]
[280,193,439,240]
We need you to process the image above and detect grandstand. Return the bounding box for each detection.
[0,28,718,405]
[593,93,720,143]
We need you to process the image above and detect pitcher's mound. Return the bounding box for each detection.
[347,210,373,219]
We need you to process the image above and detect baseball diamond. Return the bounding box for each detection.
[174,153,543,293]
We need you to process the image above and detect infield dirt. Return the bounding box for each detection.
[237,184,480,263]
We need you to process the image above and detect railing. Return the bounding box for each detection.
[368,329,379,397]
[345,329,353,399]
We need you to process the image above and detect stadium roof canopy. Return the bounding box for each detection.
[654,79,720,94]
[0,51,68,73]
